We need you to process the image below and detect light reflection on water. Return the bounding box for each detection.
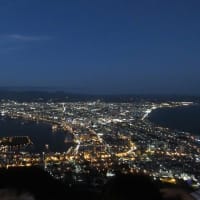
[0,117,71,153]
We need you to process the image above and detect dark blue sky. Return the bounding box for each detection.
[0,0,200,94]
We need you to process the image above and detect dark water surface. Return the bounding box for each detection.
[149,105,200,135]
[0,117,68,153]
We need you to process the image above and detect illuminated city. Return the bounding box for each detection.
[0,100,199,188]
[1,0,200,199]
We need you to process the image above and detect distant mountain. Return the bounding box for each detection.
[0,88,199,102]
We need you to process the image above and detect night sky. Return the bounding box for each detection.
[0,0,200,95]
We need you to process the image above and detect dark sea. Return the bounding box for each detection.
[0,117,69,153]
[149,105,200,135]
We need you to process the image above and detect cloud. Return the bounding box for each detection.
[6,34,52,41]
[0,34,52,53]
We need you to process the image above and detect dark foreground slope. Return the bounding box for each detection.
[0,167,69,200]
[0,167,196,200]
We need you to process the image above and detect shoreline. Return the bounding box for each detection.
[142,102,194,121]
[146,102,200,136]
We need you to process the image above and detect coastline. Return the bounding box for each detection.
[142,102,194,121]
[147,102,200,136]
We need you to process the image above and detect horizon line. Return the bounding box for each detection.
[0,86,199,97]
